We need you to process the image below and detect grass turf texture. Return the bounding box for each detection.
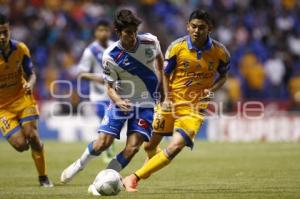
[0,141,299,199]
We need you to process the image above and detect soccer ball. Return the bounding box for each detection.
[88,169,123,196]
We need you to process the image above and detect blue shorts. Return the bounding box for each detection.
[95,100,110,118]
[98,104,154,141]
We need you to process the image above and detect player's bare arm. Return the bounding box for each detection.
[106,82,131,112]
[210,74,227,92]
[23,70,36,94]
[202,73,227,101]
[78,72,105,84]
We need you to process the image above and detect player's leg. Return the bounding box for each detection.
[123,131,186,192]
[21,119,53,187]
[96,100,115,163]
[85,133,115,166]
[60,133,114,183]
[61,104,125,183]
[143,133,163,160]
[0,108,29,152]
[106,108,153,172]
[123,113,203,191]
[144,104,174,160]
[107,132,145,171]
[6,128,30,152]
[16,94,53,187]
[136,131,187,177]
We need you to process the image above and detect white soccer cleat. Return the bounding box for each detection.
[60,159,83,184]
[88,184,101,196]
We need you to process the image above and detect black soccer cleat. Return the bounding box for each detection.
[39,175,54,188]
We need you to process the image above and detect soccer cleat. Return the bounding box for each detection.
[39,175,54,187]
[122,174,139,192]
[88,184,101,196]
[60,159,83,183]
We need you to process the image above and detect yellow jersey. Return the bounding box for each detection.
[0,40,33,108]
[164,35,230,110]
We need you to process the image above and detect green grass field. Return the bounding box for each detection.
[0,141,299,199]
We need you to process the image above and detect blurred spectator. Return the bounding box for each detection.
[0,0,299,112]
[239,53,266,99]
[288,76,300,111]
[265,53,286,98]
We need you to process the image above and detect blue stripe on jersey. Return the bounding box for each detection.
[164,55,176,74]
[109,47,159,100]
[217,60,230,75]
[89,44,103,67]
[22,55,33,76]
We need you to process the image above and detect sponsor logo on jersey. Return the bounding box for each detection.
[184,59,189,72]
[145,48,154,58]
[208,61,214,71]
[138,119,149,129]
[123,57,130,66]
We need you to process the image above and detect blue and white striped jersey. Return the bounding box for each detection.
[78,40,114,102]
[102,33,162,107]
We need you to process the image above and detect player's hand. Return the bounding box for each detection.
[161,99,172,111]
[116,99,132,113]
[199,89,214,102]
[23,82,34,94]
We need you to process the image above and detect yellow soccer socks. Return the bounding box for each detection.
[135,150,171,179]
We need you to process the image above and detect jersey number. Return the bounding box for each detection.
[0,117,10,130]
[154,119,165,129]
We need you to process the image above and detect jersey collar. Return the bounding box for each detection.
[117,37,140,53]
[1,40,17,62]
[9,40,18,51]
[187,35,212,59]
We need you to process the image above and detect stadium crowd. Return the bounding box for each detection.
[1,0,300,112]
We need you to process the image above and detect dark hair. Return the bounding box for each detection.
[113,9,141,32]
[189,9,212,26]
[95,19,110,28]
[0,13,9,25]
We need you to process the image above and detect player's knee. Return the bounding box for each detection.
[26,131,40,144]
[28,131,37,140]
[14,142,30,152]
[23,124,37,136]
[166,143,184,157]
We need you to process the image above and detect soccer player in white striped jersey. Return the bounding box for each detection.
[60,9,164,186]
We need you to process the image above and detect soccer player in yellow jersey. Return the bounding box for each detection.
[123,9,230,191]
[0,14,53,187]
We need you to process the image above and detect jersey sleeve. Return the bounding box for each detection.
[142,33,162,57]
[77,48,94,73]
[217,43,231,75]
[152,35,162,57]
[163,42,178,75]
[102,51,119,83]
[19,42,34,76]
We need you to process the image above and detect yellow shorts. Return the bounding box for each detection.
[152,104,205,149]
[0,94,39,139]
